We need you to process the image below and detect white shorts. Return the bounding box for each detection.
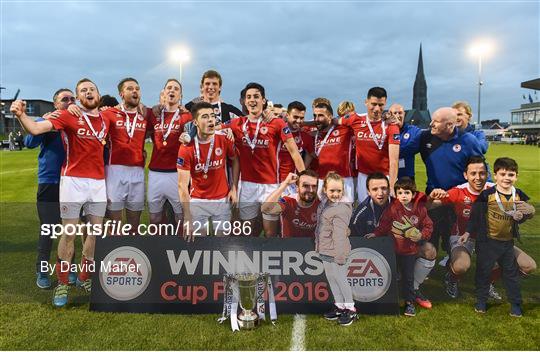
[190,197,231,229]
[106,165,145,212]
[147,170,183,215]
[59,176,107,219]
[239,181,279,221]
[317,176,354,203]
[450,235,475,255]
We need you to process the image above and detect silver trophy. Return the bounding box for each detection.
[236,273,260,329]
[219,272,277,331]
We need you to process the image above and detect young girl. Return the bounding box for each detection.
[315,172,355,326]
[367,177,433,317]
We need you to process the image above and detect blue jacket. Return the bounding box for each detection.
[464,124,488,154]
[349,196,390,236]
[24,117,65,184]
[398,123,423,178]
[405,128,484,193]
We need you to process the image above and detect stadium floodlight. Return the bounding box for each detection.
[469,40,495,125]
[169,46,190,82]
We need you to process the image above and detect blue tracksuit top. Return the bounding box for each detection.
[405,128,484,193]
[398,123,423,178]
[23,117,65,184]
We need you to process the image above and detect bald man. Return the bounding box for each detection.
[396,107,484,307]
[388,103,423,179]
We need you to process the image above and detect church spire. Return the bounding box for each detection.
[413,43,427,111]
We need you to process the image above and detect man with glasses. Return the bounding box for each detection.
[24,89,77,289]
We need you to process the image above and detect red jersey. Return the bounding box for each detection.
[176,132,236,200]
[374,193,433,255]
[49,110,110,179]
[278,129,312,182]
[103,107,148,167]
[278,196,320,238]
[341,113,400,175]
[441,182,494,238]
[226,117,293,184]
[148,109,192,171]
[305,124,353,179]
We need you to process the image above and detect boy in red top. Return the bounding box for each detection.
[262,170,320,237]
[367,177,433,317]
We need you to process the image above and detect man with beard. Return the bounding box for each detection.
[224,82,305,237]
[177,102,239,239]
[11,78,110,307]
[147,79,192,225]
[304,98,355,202]
[262,170,320,237]
[350,172,437,309]
[277,101,313,195]
[102,78,148,229]
[24,88,76,289]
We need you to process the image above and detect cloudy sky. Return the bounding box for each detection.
[2,1,538,121]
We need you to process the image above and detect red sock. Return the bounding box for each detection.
[56,258,70,285]
[78,256,94,282]
[490,267,502,283]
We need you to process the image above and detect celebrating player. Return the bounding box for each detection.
[147,79,192,225]
[224,82,305,236]
[304,98,355,202]
[177,102,239,239]
[11,78,110,307]
[261,170,320,237]
[338,87,400,201]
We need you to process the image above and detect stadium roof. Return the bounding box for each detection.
[521,78,540,90]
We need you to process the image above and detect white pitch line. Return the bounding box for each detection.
[0,167,36,175]
[290,314,306,351]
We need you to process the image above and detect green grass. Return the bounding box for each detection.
[0,143,539,350]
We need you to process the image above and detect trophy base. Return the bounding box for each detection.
[238,312,259,330]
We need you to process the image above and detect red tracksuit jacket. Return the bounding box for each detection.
[374,192,433,255]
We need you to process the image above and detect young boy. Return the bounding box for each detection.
[465,157,536,317]
[367,177,433,317]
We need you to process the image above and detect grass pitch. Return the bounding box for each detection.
[0,143,539,350]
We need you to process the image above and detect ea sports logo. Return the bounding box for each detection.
[347,248,391,302]
[100,246,151,301]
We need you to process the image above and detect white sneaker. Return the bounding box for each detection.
[438,255,449,267]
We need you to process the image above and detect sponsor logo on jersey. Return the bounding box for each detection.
[347,248,392,302]
[99,246,152,301]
